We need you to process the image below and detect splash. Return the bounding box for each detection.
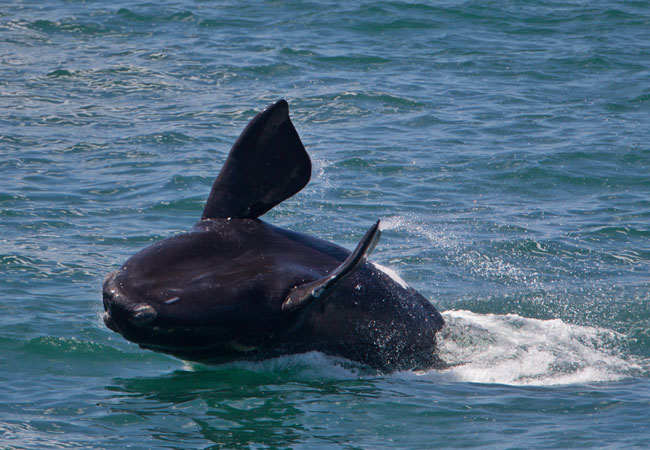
[372,262,409,289]
[413,310,642,386]
[380,214,458,251]
[181,310,642,386]
[380,215,541,287]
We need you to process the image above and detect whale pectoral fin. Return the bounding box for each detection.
[282,220,381,313]
[202,99,312,220]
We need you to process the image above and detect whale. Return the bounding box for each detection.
[102,99,445,371]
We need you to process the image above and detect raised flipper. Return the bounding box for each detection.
[202,99,311,220]
[282,220,381,313]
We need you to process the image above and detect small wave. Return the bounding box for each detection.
[148,197,204,213]
[411,310,643,386]
[116,8,197,24]
[121,131,195,147]
[315,53,391,66]
[0,421,91,450]
[22,336,134,362]
[39,65,174,96]
[185,351,366,381]
[26,18,113,35]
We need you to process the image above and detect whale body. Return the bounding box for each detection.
[102,100,444,371]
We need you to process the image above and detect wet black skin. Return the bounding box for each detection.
[102,100,445,371]
[103,219,444,369]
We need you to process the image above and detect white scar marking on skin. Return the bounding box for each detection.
[165,296,181,305]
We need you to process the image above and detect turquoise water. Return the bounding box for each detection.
[2,0,650,448]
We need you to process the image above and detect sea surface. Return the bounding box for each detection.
[2,0,650,448]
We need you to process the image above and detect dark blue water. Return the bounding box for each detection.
[2,1,649,448]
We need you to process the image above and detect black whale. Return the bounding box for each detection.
[102,100,444,371]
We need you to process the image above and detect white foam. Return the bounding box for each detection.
[176,309,642,386]
[407,310,641,386]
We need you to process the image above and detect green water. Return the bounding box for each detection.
[1,0,649,448]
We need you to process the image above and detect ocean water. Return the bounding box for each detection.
[1,0,649,448]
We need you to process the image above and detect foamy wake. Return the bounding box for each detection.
[379,216,642,385]
[185,217,642,385]
[184,310,641,386]
[407,310,642,386]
